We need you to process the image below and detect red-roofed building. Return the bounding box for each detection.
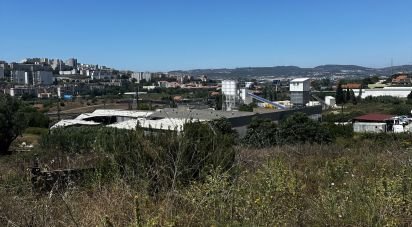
[342,83,362,89]
[392,74,411,85]
[353,113,395,133]
[353,113,394,122]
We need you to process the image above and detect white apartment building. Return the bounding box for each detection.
[131,72,152,83]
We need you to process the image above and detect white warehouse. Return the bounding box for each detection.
[353,87,412,98]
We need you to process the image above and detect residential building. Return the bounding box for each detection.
[59,69,78,75]
[65,58,77,68]
[0,67,4,79]
[342,83,362,89]
[11,71,31,85]
[91,70,113,80]
[33,71,53,85]
[9,62,51,72]
[392,74,411,85]
[131,72,152,83]
[6,87,37,97]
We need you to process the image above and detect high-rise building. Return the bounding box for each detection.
[0,67,4,79]
[33,71,53,85]
[11,71,32,85]
[131,72,152,83]
[65,58,77,68]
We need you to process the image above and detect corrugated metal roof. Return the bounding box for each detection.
[353,113,394,122]
[150,107,255,120]
[75,109,153,120]
[51,119,101,129]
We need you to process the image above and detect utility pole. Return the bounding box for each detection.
[135,84,139,110]
[57,97,61,121]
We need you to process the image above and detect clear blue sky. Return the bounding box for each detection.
[1,0,412,71]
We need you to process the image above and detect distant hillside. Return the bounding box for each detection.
[170,64,412,79]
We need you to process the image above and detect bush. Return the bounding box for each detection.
[390,104,411,115]
[243,118,278,147]
[41,119,238,190]
[323,111,365,123]
[279,113,334,145]
[243,113,334,148]
[25,127,48,135]
[325,123,353,138]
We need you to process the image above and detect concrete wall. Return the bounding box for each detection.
[353,122,387,133]
[229,105,323,137]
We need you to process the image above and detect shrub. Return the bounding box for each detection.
[243,117,279,147]
[41,119,238,190]
[278,113,334,145]
[25,127,48,136]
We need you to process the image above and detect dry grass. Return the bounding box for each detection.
[1,140,412,226]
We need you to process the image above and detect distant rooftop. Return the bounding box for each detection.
[290,78,310,82]
[76,109,153,120]
[353,113,394,122]
[149,107,256,121]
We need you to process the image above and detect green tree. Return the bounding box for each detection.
[279,113,333,144]
[0,95,28,155]
[407,91,412,100]
[335,83,345,104]
[345,88,350,103]
[350,89,357,105]
[239,103,257,112]
[243,117,279,148]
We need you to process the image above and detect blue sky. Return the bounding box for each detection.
[1,0,412,71]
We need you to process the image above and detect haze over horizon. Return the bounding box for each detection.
[1,0,412,71]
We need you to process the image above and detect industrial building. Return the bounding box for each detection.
[324,96,336,107]
[353,87,412,98]
[289,78,311,107]
[50,106,322,137]
[352,113,412,133]
[220,78,317,111]
[222,80,239,111]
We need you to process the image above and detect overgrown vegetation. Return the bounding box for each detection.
[1,107,412,225]
[243,113,333,147]
[41,118,237,190]
[0,95,28,155]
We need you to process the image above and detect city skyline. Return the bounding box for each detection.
[1,0,412,71]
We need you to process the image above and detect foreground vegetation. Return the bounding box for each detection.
[2,93,412,226]
[1,120,412,226]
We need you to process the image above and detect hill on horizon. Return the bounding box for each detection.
[169,64,412,79]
